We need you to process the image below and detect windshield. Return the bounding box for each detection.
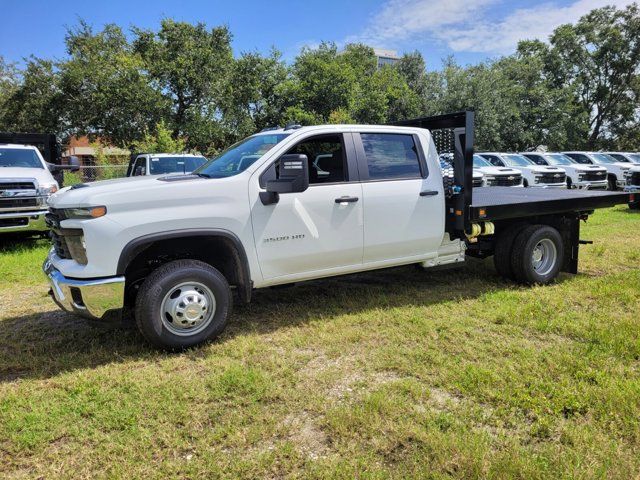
[473,155,491,167]
[196,134,290,178]
[629,153,640,164]
[503,154,534,167]
[150,156,207,175]
[545,154,574,166]
[0,148,43,169]
[590,153,616,164]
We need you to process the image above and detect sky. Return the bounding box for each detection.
[1,0,636,69]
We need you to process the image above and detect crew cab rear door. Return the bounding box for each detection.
[250,132,363,280]
[354,131,445,264]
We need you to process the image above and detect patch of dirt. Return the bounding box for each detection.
[282,411,330,460]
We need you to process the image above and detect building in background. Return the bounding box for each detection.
[62,136,129,166]
[373,48,400,68]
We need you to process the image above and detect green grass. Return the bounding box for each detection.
[0,206,639,478]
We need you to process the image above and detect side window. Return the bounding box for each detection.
[482,155,503,167]
[360,133,422,180]
[610,154,627,162]
[132,157,147,176]
[260,134,347,187]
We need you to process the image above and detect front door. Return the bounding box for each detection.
[250,133,363,280]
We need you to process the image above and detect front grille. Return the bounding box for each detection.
[0,181,36,190]
[628,171,640,186]
[581,171,607,182]
[536,173,566,184]
[488,174,522,187]
[472,177,484,187]
[46,209,80,261]
[0,217,28,228]
[0,197,38,209]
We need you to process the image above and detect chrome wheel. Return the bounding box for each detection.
[160,282,216,336]
[531,239,557,276]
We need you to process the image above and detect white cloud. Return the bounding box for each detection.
[351,0,637,54]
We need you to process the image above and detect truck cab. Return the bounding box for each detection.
[0,144,61,235]
[127,153,208,177]
[478,152,567,188]
[521,152,608,190]
[42,113,631,350]
[563,152,631,190]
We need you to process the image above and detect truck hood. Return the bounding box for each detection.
[571,164,606,172]
[521,166,565,174]
[0,167,57,186]
[474,166,521,176]
[47,174,215,208]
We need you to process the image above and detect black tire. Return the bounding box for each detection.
[566,177,572,189]
[493,223,528,280]
[135,259,232,351]
[608,174,617,191]
[510,225,564,285]
[523,179,529,188]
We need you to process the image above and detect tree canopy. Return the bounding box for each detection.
[0,3,638,153]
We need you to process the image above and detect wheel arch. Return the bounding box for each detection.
[117,229,252,303]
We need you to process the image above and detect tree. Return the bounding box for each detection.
[546,4,640,148]
[0,57,65,134]
[131,121,187,154]
[225,50,289,137]
[0,56,19,128]
[61,21,166,146]
[133,20,234,151]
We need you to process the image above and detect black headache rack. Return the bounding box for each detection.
[0,132,62,164]
[392,111,474,239]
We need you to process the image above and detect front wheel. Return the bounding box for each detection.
[135,259,232,351]
[607,174,617,191]
[510,225,564,285]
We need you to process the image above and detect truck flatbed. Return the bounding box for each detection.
[470,187,630,222]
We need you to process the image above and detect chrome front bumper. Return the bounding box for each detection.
[43,258,125,320]
[0,209,48,233]
[574,181,608,190]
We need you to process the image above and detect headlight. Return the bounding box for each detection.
[38,183,58,196]
[62,206,107,219]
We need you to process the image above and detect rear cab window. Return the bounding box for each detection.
[358,133,424,181]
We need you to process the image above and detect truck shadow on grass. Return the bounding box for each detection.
[0,258,559,383]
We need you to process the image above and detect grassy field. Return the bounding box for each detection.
[0,206,639,479]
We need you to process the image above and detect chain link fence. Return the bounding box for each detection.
[63,165,129,186]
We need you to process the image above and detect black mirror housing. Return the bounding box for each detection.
[265,154,309,194]
[68,156,81,172]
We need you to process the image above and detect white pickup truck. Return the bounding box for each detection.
[0,144,62,235]
[563,152,631,190]
[43,112,630,350]
[521,152,608,190]
[478,153,567,188]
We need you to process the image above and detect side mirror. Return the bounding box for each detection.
[46,162,60,173]
[260,154,309,205]
[68,156,80,172]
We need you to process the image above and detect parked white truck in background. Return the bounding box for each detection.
[127,153,208,177]
[521,152,608,190]
[563,152,632,190]
[478,153,567,188]
[472,154,523,187]
[1,144,63,235]
[42,112,631,350]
